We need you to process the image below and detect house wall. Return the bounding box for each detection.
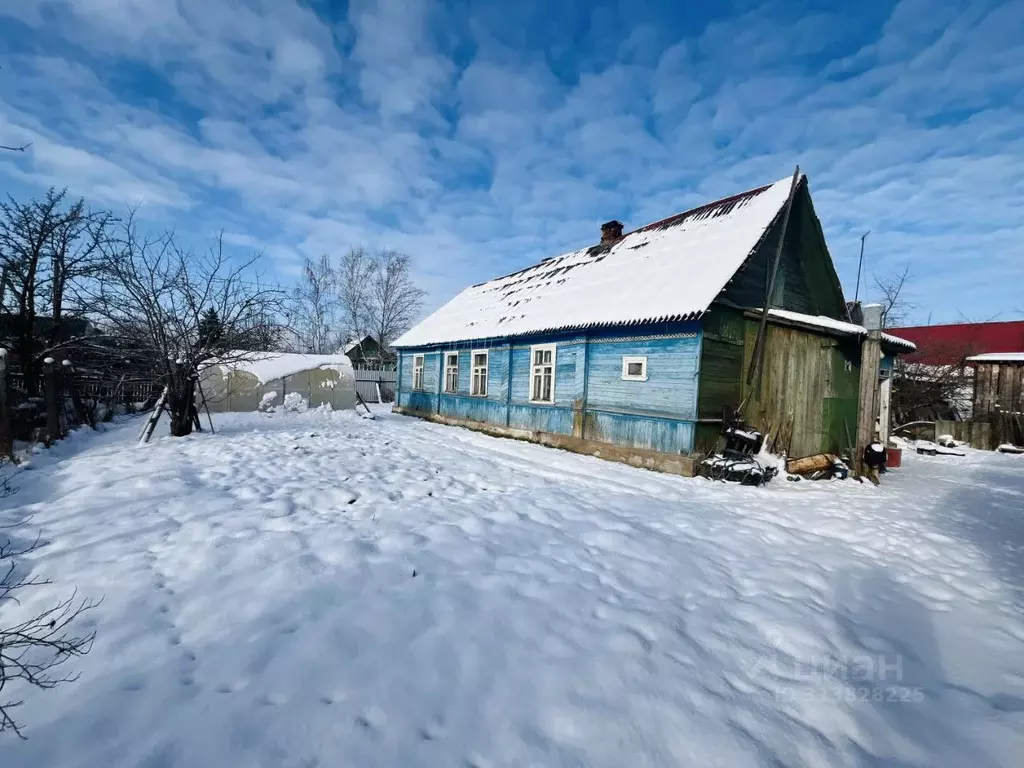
[395,322,701,457]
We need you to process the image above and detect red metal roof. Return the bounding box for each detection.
[886,320,1024,365]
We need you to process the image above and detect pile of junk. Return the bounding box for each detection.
[698,415,780,487]
[699,412,887,486]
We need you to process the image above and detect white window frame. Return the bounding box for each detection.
[621,355,648,381]
[529,344,557,403]
[470,349,489,397]
[443,351,459,393]
[412,354,425,390]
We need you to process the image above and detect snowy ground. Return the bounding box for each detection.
[2,407,1023,767]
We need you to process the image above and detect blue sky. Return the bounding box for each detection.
[0,0,1021,326]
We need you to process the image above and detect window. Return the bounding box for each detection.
[621,356,648,381]
[471,349,488,396]
[444,352,459,393]
[412,354,424,390]
[530,344,556,402]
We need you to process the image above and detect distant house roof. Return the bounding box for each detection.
[343,335,374,354]
[394,175,802,348]
[886,321,1024,365]
[966,352,1024,363]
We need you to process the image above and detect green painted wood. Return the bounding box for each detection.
[719,182,847,319]
[697,308,745,422]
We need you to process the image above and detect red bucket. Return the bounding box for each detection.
[886,446,903,468]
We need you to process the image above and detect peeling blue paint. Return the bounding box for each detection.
[397,321,701,454]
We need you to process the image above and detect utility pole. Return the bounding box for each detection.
[855,303,885,478]
[854,231,870,303]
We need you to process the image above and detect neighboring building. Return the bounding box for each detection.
[340,335,396,369]
[392,174,913,473]
[200,352,355,412]
[887,320,1024,421]
[887,320,1024,366]
[967,353,1024,419]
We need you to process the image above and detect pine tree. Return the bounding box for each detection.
[198,307,224,351]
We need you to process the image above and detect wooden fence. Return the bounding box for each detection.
[354,368,396,403]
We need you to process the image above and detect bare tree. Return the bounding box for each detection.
[91,213,286,436]
[336,246,375,350]
[288,254,336,354]
[873,264,916,330]
[0,189,112,396]
[1,469,98,737]
[874,266,975,424]
[367,250,425,350]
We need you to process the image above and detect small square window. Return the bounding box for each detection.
[621,356,648,381]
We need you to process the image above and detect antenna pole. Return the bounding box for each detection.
[854,230,870,303]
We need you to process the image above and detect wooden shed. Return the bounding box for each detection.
[967,353,1024,446]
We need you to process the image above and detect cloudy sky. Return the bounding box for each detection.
[1,0,1021,325]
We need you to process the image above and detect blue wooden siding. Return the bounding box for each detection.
[395,322,701,454]
[585,334,699,420]
[587,411,695,453]
[509,342,580,407]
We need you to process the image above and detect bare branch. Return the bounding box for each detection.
[367,249,425,350]
[0,460,98,737]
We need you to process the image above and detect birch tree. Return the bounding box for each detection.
[288,254,336,354]
[367,249,425,350]
[336,246,375,349]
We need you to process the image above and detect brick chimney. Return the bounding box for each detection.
[600,220,624,245]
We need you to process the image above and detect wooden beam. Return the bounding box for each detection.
[746,166,801,389]
[854,304,885,476]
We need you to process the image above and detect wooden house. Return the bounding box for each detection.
[341,335,396,369]
[393,174,914,474]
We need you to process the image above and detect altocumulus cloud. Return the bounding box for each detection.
[0,0,1021,322]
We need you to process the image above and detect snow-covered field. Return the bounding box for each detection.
[2,407,1023,767]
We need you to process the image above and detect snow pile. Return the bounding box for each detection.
[281,392,308,412]
[257,391,278,412]
[2,409,1023,767]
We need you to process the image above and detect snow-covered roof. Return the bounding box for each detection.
[966,352,1024,363]
[765,309,865,336]
[208,351,354,384]
[754,309,915,351]
[394,175,800,347]
[881,332,917,352]
[342,335,375,354]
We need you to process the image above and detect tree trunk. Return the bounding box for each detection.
[0,349,11,456]
[166,364,196,437]
[43,359,61,444]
